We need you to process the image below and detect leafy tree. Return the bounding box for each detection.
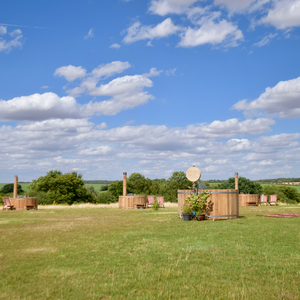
[28,170,94,204]
[108,180,124,199]
[127,173,150,195]
[0,183,24,194]
[220,177,262,195]
[164,171,193,202]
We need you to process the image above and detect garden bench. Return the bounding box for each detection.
[134,203,146,209]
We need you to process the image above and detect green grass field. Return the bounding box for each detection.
[1,205,300,299]
[0,183,106,193]
[0,182,31,192]
[261,183,300,192]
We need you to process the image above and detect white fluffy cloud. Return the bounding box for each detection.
[54,65,87,82]
[233,76,300,118]
[0,26,24,53]
[91,61,131,79]
[0,62,158,121]
[0,93,82,121]
[0,26,7,35]
[178,19,243,47]
[149,0,199,15]
[0,114,298,181]
[260,0,300,29]
[123,18,182,43]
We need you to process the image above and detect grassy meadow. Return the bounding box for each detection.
[0,182,31,192]
[0,183,106,193]
[1,205,300,299]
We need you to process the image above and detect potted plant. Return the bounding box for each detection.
[181,191,211,221]
[182,201,192,221]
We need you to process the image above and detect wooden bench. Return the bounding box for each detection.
[246,202,258,206]
[134,204,146,209]
[24,205,35,210]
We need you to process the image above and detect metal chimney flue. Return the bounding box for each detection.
[14,175,18,198]
[123,172,127,196]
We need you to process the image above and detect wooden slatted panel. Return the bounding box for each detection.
[10,197,38,211]
[239,194,259,206]
[177,189,239,220]
[119,195,147,209]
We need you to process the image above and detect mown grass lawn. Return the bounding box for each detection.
[1,205,300,299]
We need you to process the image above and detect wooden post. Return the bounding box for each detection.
[235,173,239,190]
[123,172,127,196]
[14,175,18,198]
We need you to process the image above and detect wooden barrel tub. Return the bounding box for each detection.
[10,197,38,211]
[119,195,147,209]
[178,189,239,220]
[239,194,259,206]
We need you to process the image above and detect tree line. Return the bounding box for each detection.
[1,171,300,205]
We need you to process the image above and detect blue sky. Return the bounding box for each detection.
[1,0,300,182]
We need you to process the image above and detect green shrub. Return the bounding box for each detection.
[26,190,52,205]
[98,191,117,204]
[286,199,297,205]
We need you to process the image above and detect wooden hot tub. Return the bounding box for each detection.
[178,189,239,220]
[239,194,259,206]
[10,197,38,211]
[119,195,147,209]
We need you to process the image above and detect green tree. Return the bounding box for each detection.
[108,180,124,199]
[0,183,24,194]
[164,171,193,202]
[28,170,94,204]
[127,173,150,195]
[220,177,262,194]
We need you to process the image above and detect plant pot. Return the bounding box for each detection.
[183,213,190,221]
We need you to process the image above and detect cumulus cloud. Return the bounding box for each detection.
[0,26,7,35]
[178,19,243,47]
[0,62,159,120]
[259,0,300,29]
[213,0,258,13]
[0,26,24,53]
[54,65,87,82]
[0,93,82,121]
[123,18,182,43]
[149,0,199,15]
[1,113,295,181]
[91,61,131,79]
[232,76,300,118]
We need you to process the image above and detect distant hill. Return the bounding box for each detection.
[256,178,300,184]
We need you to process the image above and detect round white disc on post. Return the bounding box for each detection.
[186,166,201,182]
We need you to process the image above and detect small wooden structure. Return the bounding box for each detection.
[118,172,147,209]
[178,189,239,220]
[239,194,259,206]
[9,197,38,211]
[119,195,147,209]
